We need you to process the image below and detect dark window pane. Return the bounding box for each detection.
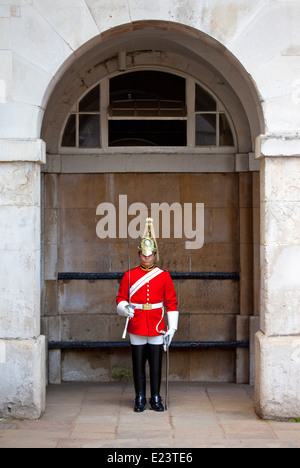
[110,71,186,117]
[79,85,100,112]
[109,120,187,147]
[195,84,216,112]
[61,114,76,147]
[79,114,100,148]
[219,113,234,146]
[195,114,216,146]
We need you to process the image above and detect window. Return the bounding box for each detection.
[109,120,187,147]
[62,85,101,148]
[109,71,186,147]
[110,71,186,118]
[195,84,234,147]
[61,71,234,149]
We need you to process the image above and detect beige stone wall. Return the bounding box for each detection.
[0,140,46,419]
[42,171,258,383]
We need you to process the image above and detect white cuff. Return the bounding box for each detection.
[167,311,179,331]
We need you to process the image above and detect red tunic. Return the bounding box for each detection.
[116,266,178,336]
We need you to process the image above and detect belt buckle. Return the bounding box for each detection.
[143,304,152,310]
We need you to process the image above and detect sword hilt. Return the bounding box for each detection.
[163,332,171,352]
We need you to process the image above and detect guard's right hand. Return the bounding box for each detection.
[125,305,135,318]
[117,301,135,318]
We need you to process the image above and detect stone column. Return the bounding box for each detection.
[255,134,300,420]
[0,139,46,420]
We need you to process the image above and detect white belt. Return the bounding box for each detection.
[131,302,164,311]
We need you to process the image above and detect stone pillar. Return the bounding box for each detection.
[0,139,46,420]
[255,134,300,420]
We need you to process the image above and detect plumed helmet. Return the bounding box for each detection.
[137,218,159,260]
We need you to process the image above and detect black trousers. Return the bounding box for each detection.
[131,344,163,398]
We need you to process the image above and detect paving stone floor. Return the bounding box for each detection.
[0,382,300,448]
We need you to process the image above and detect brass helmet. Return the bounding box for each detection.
[138,237,158,256]
[137,218,159,260]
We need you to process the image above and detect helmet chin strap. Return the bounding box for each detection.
[140,254,156,271]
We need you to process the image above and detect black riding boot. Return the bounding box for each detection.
[148,344,164,412]
[131,344,148,413]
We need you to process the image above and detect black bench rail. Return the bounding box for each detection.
[48,340,249,350]
[58,272,240,281]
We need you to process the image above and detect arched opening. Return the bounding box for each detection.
[41,21,263,385]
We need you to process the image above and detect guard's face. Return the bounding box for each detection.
[140,253,155,267]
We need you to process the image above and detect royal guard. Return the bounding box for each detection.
[116,218,179,413]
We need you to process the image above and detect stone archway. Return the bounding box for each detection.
[41,21,263,387]
[42,21,263,152]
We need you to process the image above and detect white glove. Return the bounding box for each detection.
[117,301,135,318]
[164,311,179,351]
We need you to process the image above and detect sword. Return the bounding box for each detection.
[122,247,132,340]
[164,332,170,411]
[122,317,130,340]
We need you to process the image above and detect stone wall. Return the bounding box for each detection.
[0,140,46,419]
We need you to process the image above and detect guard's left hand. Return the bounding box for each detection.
[163,328,176,352]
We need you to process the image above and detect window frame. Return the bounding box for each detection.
[59,70,237,153]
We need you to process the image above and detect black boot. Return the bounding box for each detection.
[148,344,164,412]
[131,344,148,413]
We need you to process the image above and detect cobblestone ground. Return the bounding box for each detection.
[0,382,300,448]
